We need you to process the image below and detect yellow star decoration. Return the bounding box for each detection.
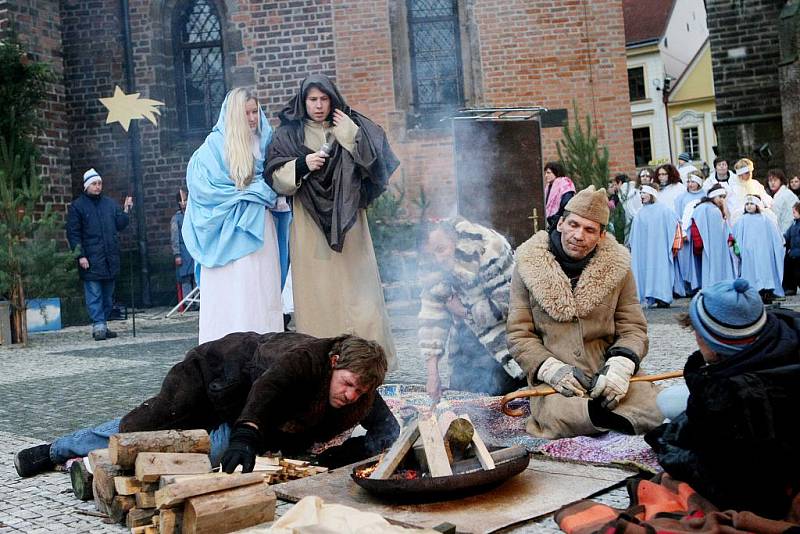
[99,86,165,132]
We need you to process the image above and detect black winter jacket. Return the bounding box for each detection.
[646,309,800,518]
[785,219,800,260]
[119,332,399,461]
[65,193,130,281]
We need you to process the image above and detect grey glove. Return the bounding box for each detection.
[537,357,592,397]
[590,356,636,410]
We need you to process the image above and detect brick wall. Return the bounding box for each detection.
[0,0,72,213]
[706,0,785,174]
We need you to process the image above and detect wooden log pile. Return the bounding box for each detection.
[368,412,495,480]
[86,429,331,533]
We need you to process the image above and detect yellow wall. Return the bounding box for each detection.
[669,43,715,112]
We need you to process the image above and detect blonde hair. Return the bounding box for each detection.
[734,158,754,174]
[224,88,259,190]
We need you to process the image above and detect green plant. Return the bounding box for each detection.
[0,39,75,343]
[556,102,610,191]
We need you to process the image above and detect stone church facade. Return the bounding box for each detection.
[2,0,634,302]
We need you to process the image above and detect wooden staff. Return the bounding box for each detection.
[500,370,684,417]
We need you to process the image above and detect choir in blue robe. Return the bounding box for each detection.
[674,189,705,291]
[733,212,785,295]
[690,201,737,288]
[630,201,682,305]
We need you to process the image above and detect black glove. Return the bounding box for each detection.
[220,424,260,474]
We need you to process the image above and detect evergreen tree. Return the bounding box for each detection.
[0,39,76,344]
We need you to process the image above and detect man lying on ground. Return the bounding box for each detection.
[14,332,400,478]
[647,278,800,518]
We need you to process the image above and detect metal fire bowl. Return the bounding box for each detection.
[350,446,530,502]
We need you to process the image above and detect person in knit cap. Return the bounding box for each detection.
[646,278,800,518]
[676,151,699,183]
[507,185,662,439]
[66,169,133,340]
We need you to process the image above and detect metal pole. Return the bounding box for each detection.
[120,0,152,307]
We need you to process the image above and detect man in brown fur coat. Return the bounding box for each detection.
[507,186,663,439]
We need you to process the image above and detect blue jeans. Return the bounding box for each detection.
[50,418,231,467]
[83,279,115,331]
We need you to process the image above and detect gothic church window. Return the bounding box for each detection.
[174,0,226,135]
[407,0,465,112]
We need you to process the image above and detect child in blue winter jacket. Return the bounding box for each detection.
[783,202,800,295]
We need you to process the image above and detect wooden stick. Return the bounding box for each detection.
[500,370,684,417]
[369,418,420,480]
[417,414,453,477]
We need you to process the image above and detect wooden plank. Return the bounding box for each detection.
[89,449,126,502]
[126,508,157,528]
[417,414,452,477]
[154,472,266,509]
[158,508,182,534]
[108,494,135,524]
[461,414,495,470]
[114,476,142,496]
[109,430,211,469]
[92,477,112,517]
[134,453,211,483]
[135,491,156,509]
[182,484,276,534]
[368,418,420,479]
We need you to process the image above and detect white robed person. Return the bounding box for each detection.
[630,185,683,307]
[733,195,785,301]
[183,88,291,344]
[689,184,738,289]
[675,172,706,292]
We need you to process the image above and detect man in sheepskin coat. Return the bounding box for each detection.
[419,218,526,400]
[507,186,663,439]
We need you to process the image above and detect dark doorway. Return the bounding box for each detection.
[453,119,544,248]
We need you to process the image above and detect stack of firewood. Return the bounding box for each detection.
[87,429,330,533]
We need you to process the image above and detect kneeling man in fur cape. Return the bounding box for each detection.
[507,186,663,439]
[14,332,399,478]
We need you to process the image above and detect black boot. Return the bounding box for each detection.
[70,459,94,501]
[14,444,54,477]
[105,330,118,339]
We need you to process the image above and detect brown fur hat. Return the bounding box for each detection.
[564,185,610,226]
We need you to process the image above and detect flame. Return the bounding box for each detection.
[398,469,418,480]
[355,463,379,478]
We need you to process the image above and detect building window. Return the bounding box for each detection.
[174,0,226,135]
[632,127,652,167]
[628,67,646,101]
[682,127,700,160]
[407,0,464,112]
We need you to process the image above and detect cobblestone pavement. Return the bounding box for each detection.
[1,298,797,533]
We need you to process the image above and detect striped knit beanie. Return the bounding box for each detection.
[83,168,102,190]
[689,278,766,356]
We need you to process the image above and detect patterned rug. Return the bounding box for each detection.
[377,384,661,473]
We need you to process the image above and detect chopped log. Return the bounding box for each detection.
[126,507,157,528]
[134,453,211,483]
[109,430,211,469]
[279,458,309,467]
[88,449,126,502]
[144,526,157,534]
[368,418,420,479]
[131,527,147,534]
[154,472,266,508]
[104,494,134,524]
[135,491,156,509]
[114,476,142,496]
[440,415,474,463]
[417,414,453,477]
[461,414,495,470]
[158,508,182,534]
[182,484,276,534]
[92,477,112,517]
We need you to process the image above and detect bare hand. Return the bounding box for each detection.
[123,196,134,213]
[446,295,467,318]
[332,109,352,127]
[78,257,89,270]
[305,152,328,172]
[174,256,182,266]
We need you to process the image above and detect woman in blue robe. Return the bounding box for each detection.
[689,185,737,289]
[183,88,291,343]
[733,195,785,303]
[675,172,705,293]
[630,185,682,307]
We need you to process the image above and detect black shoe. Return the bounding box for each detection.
[70,459,94,501]
[654,299,671,309]
[105,330,117,339]
[92,330,107,341]
[14,444,54,477]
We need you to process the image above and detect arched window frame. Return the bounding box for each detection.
[172,0,226,137]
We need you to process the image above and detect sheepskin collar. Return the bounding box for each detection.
[515,230,631,322]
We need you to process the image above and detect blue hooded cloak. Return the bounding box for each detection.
[691,201,737,288]
[674,190,704,291]
[630,201,681,305]
[182,93,290,286]
[733,212,785,294]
